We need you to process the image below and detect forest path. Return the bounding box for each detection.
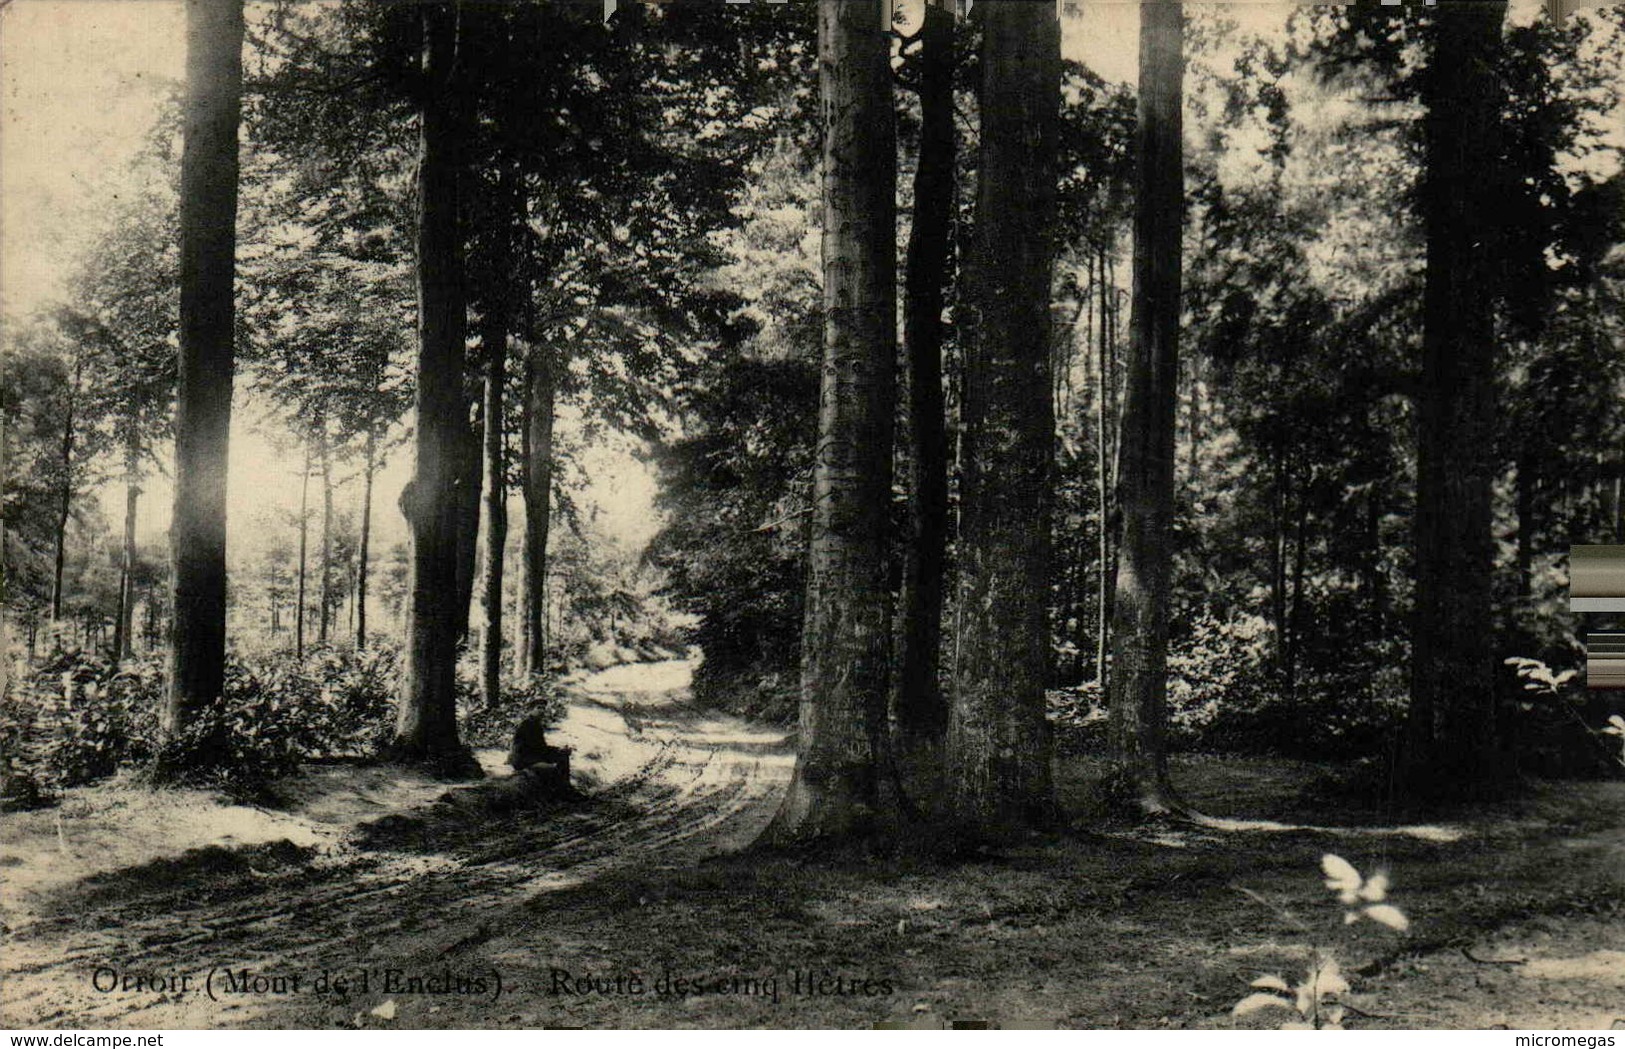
[0,658,794,1029]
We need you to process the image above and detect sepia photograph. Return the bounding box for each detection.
[2,0,1624,1033]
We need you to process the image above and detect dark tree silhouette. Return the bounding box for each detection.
[1107,0,1184,814]
[520,343,556,677]
[894,0,956,752]
[947,0,1062,833]
[163,0,243,744]
[388,1,481,777]
[1406,0,1509,795]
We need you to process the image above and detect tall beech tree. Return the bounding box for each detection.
[1405,0,1508,794]
[388,0,480,776]
[295,445,311,658]
[476,166,520,706]
[316,414,335,646]
[356,425,378,649]
[761,0,900,844]
[893,0,956,750]
[47,348,86,629]
[519,342,556,676]
[163,0,243,744]
[947,0,1062,832]
[1106,0,1184,814]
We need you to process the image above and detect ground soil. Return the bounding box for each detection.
[2,659,1621,1030]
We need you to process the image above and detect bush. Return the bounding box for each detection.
[1,652,165,803]
[1045,614,1408,758]
[647,356,817,725]
[1,645,406,803]
[1047,679,1107,754]
[457,666,569,750]
[1503,655,1625,777]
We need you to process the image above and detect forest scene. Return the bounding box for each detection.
[3,0,1625,1031]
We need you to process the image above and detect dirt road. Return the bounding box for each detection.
[1,659,794,1029]
[6,664,1623,1030]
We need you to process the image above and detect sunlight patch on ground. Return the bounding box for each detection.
[1196,815,1464,843]
[553,700,673,785]
[572,658,696,697]
[1520,951,1625,986]
[0,655,785,932]
[0,782,327,918]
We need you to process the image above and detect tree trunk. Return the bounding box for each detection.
[1106,0,1183,815]
[1186,353,1201,488]
[480,272,511,709]
[163,0,242,746]
[893,0,955,750]
[50,359,85,633]
[453,398,481,646]
[1271,451,1288,668]
[357,427,375,650]
[1516,450,1534,602]
[1095,244,1113,686]
[759,0,899,846]
[317,415,333,647]
[946,0,1060,834]
[389,0,480,777]
[112,425,140,667]
[1405,0,1507,795]
[1285,473,1310,701]
[296,442,310,659]
[519,343,556,677]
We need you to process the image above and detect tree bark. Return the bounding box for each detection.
[296,442,310,659]
[112,425,140,667]
[1285,472,1310,700]
[1106,0,1183,815]
[388,0,480,777]
[893,0,955,750]
[453,397,481,646]
[1270,451,1287,669]
[946,0,1061,834]
[50,356,84,631]
[1185,353,1201,488]
[760,0,900,846]
[317,414,333,647]
[357,426,375,650]
[163,0,242,745]
[519,343,556,677]
[1405,0,1507,795]
[480,275,511,708]
[1095,244,1113,686]
[1515,450,1535,602]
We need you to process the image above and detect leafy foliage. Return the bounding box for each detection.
[1,647,416,804]
[649,356,817,723]
[1233,854,1409,1030]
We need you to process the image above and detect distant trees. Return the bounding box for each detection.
[163,0,243,745]
[2,327,93,648]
